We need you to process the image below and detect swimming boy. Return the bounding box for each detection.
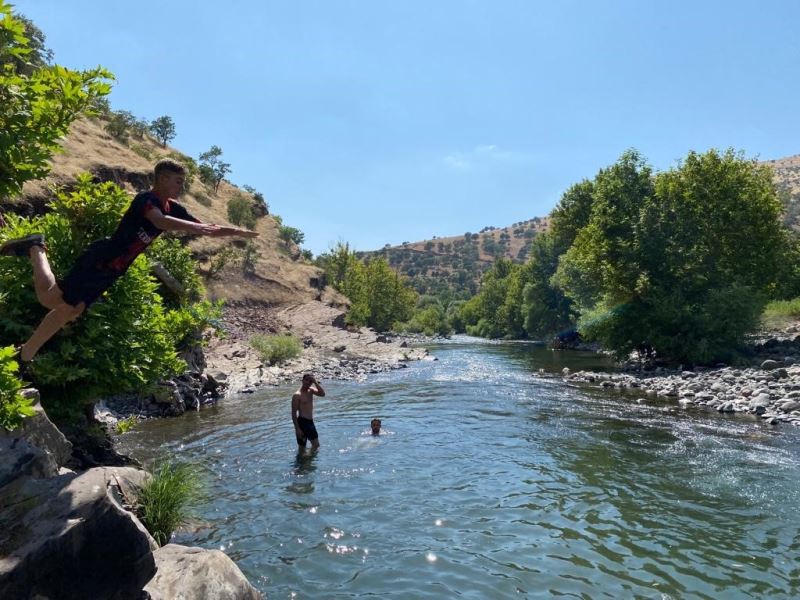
[0,159,258,363]
[292,374,326,449]
[370,418,381,435]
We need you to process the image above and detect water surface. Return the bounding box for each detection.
[120,340,800,599]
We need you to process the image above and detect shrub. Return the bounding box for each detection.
[148,237,205,304]
[193,192,212,207]
[250,333,301,365]
[227,195,256,229]
[279,225,304,246]
[0,3,112,199]
[0,345,35,430]
[115,415,138,434]
[135,461,204,546]
[0,176,191,410]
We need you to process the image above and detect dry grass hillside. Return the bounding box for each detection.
[763,154,800,228]
[8,117,340,308]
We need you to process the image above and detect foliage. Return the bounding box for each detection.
[115,414,138,434]
[0,176,210,409]
[317,242,417,331]
[0,2,113,199]
[278,225,304,246]
[148,237,205,304]
[763,297,800,329]
[0,345,35,430]
[198,145,230,193]
[135,461,204,546]
[520,232,575,338]
[150,115,176,146]
[241,241,260,274]
[227,195,256,229]
[555,149,790,363]
[250,333,301,365]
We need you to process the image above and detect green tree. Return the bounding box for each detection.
[0,3,112,199]
[150,115,176,146]
[198,145,231,192]
[556,149,790,363]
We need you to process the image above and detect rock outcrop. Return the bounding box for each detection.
[144,544,262,600]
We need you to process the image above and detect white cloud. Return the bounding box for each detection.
[443,144,534,171]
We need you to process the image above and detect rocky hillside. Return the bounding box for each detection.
[7,116,339,308]
[763,154,800,228]
[358,216,550,296]
[362,155,799,298]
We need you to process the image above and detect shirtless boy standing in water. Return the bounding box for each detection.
[292,374,326,449]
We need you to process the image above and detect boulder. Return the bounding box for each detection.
[144,544,262,600]
[761,359,783,371]
[0,466,156,600]
[0,390,72,487]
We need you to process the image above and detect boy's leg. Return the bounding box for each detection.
[28,246,65,309]
[20,301,85,362]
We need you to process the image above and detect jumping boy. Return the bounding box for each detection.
[292,374,326,449]
[0,159,258,363]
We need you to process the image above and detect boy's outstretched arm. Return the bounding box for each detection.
[145,208,259,238]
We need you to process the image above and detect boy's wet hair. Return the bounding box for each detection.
[302,373,314,380]
[154,158,186,179]
[371,418,381,425]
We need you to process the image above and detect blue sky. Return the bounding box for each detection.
[14,1,800,255]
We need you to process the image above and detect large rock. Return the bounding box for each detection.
[144,544,262,600]
[0,466,156,600]
[0,390,72,487]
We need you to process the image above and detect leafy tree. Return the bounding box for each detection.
[198,145,231,192]
[556,149,790,363]
[105,110,137,143]
[279,225,304,246]
[0,3,112,200]
[150,115,176,146]
[521,232,576,338]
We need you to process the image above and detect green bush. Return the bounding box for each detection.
[0,176,208,411]
[135,461,204,546]
[250,333,301,365]
[115,414,138,434]
[278,225,304,246]
[0,345,35,430]
[227,195,256,230]
[0,3,112,199]
[148,237,205,304]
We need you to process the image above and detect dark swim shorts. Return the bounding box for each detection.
[296,416,319,445]
[59,239,122,308]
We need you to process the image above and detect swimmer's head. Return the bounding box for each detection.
[371,418,381,435]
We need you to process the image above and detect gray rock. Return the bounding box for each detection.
[761,359,783,370]
[144,544,262,600]
[779,400,800,413]
[0,391,72,487]
[0,466,156,600]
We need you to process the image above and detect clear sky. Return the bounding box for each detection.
[13,0,800,255]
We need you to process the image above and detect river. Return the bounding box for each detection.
[118,339,800,599]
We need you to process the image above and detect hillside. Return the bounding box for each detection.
[763,154,800,228]
[362,155,800,298]
[8,116,336,307]
[358,216,550,296]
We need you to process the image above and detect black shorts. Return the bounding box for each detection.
[296,416,318,445]
[59,239,122,308]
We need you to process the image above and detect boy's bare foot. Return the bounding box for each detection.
[0,234,46,257]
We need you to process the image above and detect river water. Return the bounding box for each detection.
[119,339,800,599]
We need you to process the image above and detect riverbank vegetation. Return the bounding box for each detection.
[135,461,204,546]
[250,333,302,365]
[457,149,800,364]
[0,4,221,426]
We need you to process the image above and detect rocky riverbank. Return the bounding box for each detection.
[0,391,262,599]
[562,324,800,427]
[98,300,429,422]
